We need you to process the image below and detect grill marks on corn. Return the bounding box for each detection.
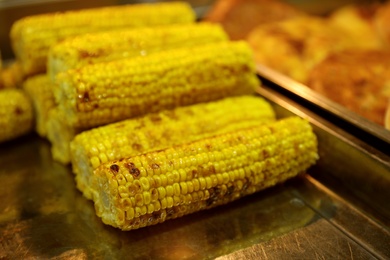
[70,95,276,200]
[93,117,318,230]
[56,41,259,129]
[11,2,196,76]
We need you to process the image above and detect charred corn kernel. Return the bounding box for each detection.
[0,89,33,143]
[10,2,196,76]
[22,74,56,137]
[70,95,275,199]
[54,41,259,130]
[46,108,83,164]
[91,117,319,230]
[48,22,228,81]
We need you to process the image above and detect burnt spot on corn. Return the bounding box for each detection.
[80,92,90,103]
[166,207,177,218]
[226,184,235,196]
[263,148,270,159]
[208,165,216,174]
[132,143,142,151]
[125,162,141,178]
[191,169,197,178]
[164,110,178,120]
[14,106,23,115]
[148,211,164,224]
[110,164,120,174]
[78,48,107,59]
[206,187,221,206]
[205,143,212,151]
[150,114,162,123]
[114,122,125,129]
[242,178,251,191]
[151,163,160,170]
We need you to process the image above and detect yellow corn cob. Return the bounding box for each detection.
[48,23,228,81]
[10,2,196,76]
[0,61,25,89]
[22,74,56,137]
[70,95,276,199]
[46,108,83,164]
[54,41,259,130]
[0,89,34,143]
[91,116,318,230]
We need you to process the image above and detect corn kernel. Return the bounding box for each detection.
[166,185,174,197]
[166,197,174,208]
[135,194,144,207]
[126,208,135,220]
[160,198,167,209]
[180,182,188,195]
[143,191,151,205]
[157,186,166,199]
[90,156,101,169]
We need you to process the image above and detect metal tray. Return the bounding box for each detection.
[0,83,389,259]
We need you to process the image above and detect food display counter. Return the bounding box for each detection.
[0,0,389,259]
[1,82,389,258]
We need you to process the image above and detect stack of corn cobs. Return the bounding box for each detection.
[1,2,319,230]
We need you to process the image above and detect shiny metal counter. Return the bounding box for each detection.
[0,85,389,259]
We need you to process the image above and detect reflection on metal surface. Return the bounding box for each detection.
[216,219,377,260]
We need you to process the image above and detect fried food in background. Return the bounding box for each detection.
[374,1,390,47]
[328,3,384,50]
[307,49,390,126]
[247,15,355,83]
[385,101,390,130]
[204,0,302,40]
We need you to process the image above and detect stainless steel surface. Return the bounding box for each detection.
[0,86,389,259]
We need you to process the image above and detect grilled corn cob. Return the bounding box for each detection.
[47,108,83,164]
[91,116,318,230]
[54,41,259,130]
[10,2,196,76]
[22,74,56,137]
[48,23,228,81]
[71,96,276,199]
[0,89,34,143]
[0,61,24,89]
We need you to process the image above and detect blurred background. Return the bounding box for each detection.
[0,0,379,59]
